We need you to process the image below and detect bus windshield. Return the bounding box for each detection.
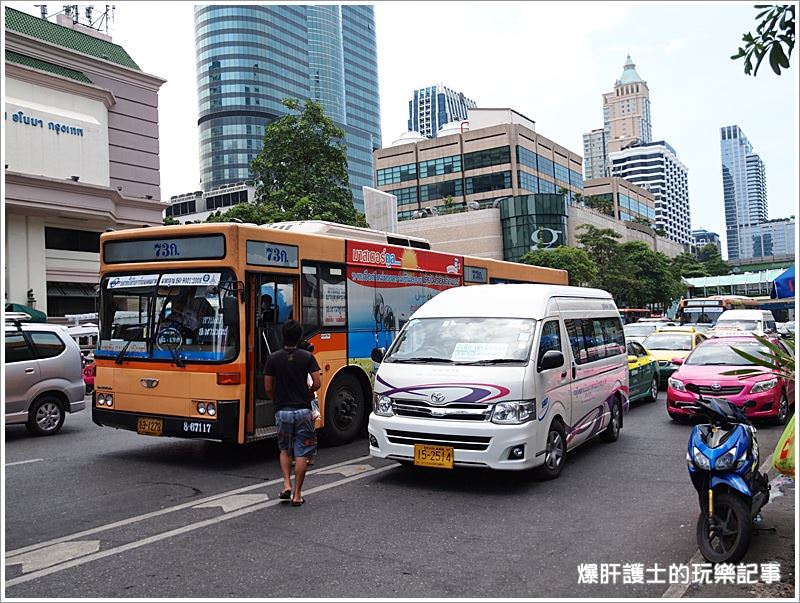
[384,317,536,364]
[96,269,239,363]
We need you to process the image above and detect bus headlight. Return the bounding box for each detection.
[491,400,536,424]
[373,394,394,417]
[105,394,113,407]
[197,402,206,415]
[207,402,216,417]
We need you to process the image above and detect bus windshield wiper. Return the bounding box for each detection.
[115,340,133,365]
[456,358,522,365]
[167,346,185,368]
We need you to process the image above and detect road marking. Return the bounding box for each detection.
[6,454,373,558]
[661,454,776,598]
[5,463,398,587]
[5,459,43,467]
[317,463,374,477]
[6,541,100,573]
[193,493,270,512]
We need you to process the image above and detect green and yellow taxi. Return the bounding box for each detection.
[627,340,660,403]
[641,326,707,386]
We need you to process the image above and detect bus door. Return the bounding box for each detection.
[248,275,296,437]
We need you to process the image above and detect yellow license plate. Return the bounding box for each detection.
[414,444,454,469]
[137,417,163,436]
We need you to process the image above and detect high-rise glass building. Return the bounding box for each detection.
[610,140,691,247]
[407,84,477,138]
[194,5,381,212]
[720,125,768,260]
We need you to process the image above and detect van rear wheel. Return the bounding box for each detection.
[535,421,566,480]
[26,395,65,436]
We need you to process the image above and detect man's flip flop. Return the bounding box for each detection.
[291,498,305,507]
[279,489,291,500]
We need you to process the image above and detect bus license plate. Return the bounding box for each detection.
[414,444,454,469]
[137,417,163,436]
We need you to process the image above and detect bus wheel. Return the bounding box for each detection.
[321,373,365,446]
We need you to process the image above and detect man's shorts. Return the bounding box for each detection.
[275,408,317,458]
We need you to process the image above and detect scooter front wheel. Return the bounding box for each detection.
[696,491,752,564]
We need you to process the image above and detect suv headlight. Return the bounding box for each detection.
[750,378,778,393]
[373,394,394,417]
[715,447,737,470]
[491,400,536,425]
[668,377,687,392]
[692,446,711,470]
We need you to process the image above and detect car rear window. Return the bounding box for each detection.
[30,332,67,359]
[5,332,34,363]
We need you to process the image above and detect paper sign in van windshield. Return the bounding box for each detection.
[452,342,509,362]
[159,273,221,287]
[107,275,159,289]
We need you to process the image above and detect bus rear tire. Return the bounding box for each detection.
[320,373,365,446]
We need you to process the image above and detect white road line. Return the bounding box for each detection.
[6,454,373,558]
[660,454,775,598]
[7,541,101,573]
[5,463,397,588]
[5,459,43,467]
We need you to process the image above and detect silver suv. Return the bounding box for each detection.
[5,318,86,435]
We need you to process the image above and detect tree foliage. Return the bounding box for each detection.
[696,243,730,276]
[205,202,281,225]
[520,246,598,287]
[228,97,368,227]
[732,4,795,76]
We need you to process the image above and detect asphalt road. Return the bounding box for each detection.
[4,392,791,598]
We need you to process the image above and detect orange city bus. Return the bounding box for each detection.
[676,295,758,326]
[92,221,567,446]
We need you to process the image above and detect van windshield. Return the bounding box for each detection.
[714,320,759,331]
[383,317,536,364]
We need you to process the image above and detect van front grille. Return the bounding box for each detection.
[392,398,492,421]
[385,429,491,451]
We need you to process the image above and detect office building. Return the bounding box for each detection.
[408,84,477,138]
[4,7,165,316]
[583,55,653,179]
[165,182,257,223]
[582,178,656,224]
[609,140,692,248]
[720,125,768,260]
[194,5,381,212]
[692,229,722,255]
[738,217,795,259]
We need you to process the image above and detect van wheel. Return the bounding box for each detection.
[320,373,365,446]
[26,395,65,436]
[536,421,566,480]
[600,399,621,442]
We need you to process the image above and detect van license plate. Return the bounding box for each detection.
[137,417,163,436]
[414,444,454,469]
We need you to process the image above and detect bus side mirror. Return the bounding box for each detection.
[222,295,238,328]
[371,347,385,363]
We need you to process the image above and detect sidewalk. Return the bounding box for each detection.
[682,473,795,598]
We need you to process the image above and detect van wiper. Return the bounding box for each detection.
[391,357,452,363]
[115,340,133,365]
[456,358,522,365]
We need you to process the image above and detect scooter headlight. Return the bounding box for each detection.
[715,447,737,470]
[692,446,711,470]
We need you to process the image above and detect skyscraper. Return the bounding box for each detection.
[194,5,381,212]
[610,141,692,247]
[583,55,652,179]
[407,84,477,138]
[720,125,768,260]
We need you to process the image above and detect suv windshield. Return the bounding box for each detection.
[96,270,239,363]
[383,317,536,364]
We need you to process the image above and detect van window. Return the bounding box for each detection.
[537,320,562,366]
[29,332,66,359]
[565,317,625,365]
[5,332,34,363]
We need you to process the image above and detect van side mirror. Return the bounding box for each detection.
[538,350,564,371]
[371,347,385,363]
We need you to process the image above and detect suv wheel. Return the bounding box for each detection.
[26,395,65,436]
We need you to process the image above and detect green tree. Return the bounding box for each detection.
[671,252,709,279]
[575,225,638,302]
[205,202,281,225]
[620,241,686,310]
[732,4,795,76]
[248,98,367,227]
[696,243,730,276]
[520,246,598,287]
[163,215,180,225]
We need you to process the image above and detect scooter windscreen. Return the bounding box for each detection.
[694,396,748,424]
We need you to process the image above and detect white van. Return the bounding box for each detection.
[368,284,629,479]
[709,309,777,337]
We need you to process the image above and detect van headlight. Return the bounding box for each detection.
[491,400,536,425]
[373,394,394,417]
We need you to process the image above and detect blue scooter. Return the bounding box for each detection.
[685,384,770,563]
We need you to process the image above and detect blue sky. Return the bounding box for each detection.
[7,1,797,258]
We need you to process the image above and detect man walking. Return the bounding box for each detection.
[264,320,322,506]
